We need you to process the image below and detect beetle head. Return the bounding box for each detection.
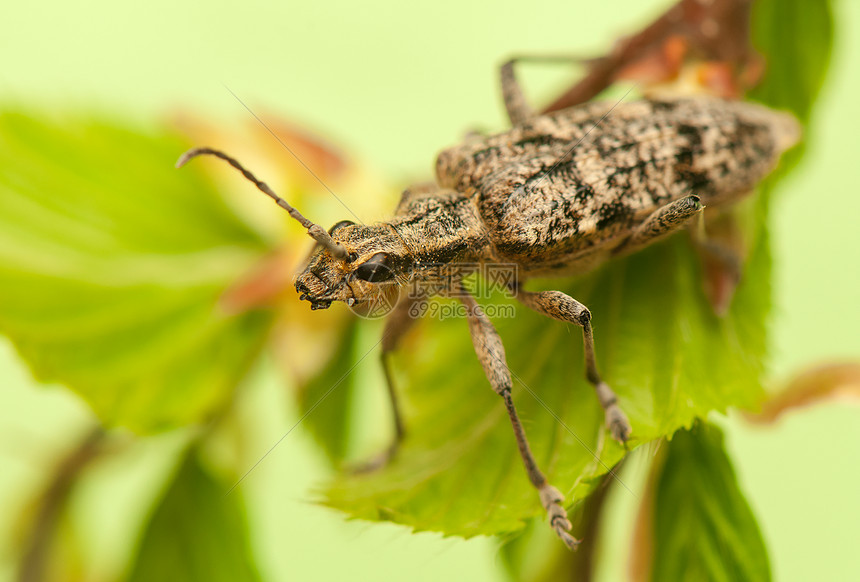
[295,221,413,312]
[176,147,415,314]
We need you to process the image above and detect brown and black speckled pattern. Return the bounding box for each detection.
[295,96,798,307]
[390,188,489,266]
[295,187,490,306]
[287,93,798,553]
[436,97,798,272]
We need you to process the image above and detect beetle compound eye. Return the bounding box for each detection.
[328,220,355,235]
[353,252,394,283]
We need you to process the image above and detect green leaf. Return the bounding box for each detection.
[321,223,771,539]
[297,317,363,463]
[311,0,836,543]
[0,110,273,432]
[499,472,613,582]
[637,423,771,582]
[126,448,263,582]
[750,0,833,123]
[749,0,833,185]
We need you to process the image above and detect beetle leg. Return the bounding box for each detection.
[500,60,533,126]
[612,195,744,315]
[500,55,593,126]
[512,285,631,445]
[689,209,746,316]
[351,293,426,473]
[459,286,580,550]
[613,194,704,257]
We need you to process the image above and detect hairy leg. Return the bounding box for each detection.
[352,293,425,472]
[459,286,579,549]
[613,194,703,257]
[689,208,746,315]
[512,285,631,444]
[500,55,592,126]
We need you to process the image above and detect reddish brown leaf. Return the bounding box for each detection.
[747,362,860,424]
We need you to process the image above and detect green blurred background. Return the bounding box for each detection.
[1,1,858,581]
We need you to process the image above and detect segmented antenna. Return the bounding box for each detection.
[176,147,349,259]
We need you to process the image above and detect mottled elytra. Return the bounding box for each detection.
[177,59,799,549]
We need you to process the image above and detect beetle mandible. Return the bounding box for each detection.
[177,59,799,549]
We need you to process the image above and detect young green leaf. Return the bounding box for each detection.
[631,423,771,582]
[749,0,833,179]
[750,0,833,123]
[0,111,274,433]
[126,449,263,582]
[312,0,835,544]
[296,317,363,463]
[321,225,771,539]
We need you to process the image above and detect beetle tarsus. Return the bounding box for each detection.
[539,484,581,550]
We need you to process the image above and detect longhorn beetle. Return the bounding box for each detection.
[177,59,799,549]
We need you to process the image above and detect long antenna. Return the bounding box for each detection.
[176,147,348,259]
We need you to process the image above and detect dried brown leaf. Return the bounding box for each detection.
[747,361,860,424]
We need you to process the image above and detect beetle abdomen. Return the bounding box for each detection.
[436,97,799,267]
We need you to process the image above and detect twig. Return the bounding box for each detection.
[542,0,756,112]
[18,427,105,582]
